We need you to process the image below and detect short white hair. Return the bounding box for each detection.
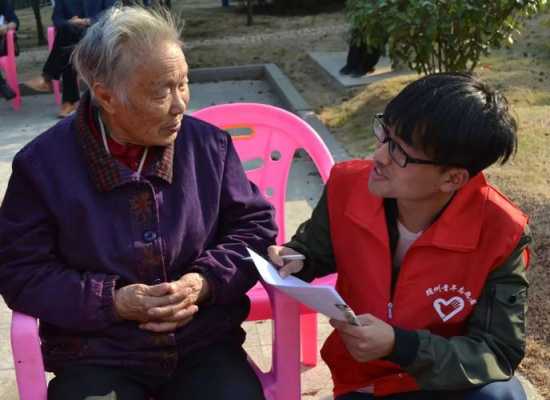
[73,5,184,102]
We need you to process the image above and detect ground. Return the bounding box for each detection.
[12,0,550,397]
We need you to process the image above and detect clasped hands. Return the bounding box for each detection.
[114,272,209,333]
[69,16,91,28]
[269,245,396,362]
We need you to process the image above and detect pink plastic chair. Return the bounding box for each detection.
[11,285,301,400]
[194,103,336,367]
[10,313,47,400]
[0,30,21,110]
[9,103,335,400]
[46,27,62,105]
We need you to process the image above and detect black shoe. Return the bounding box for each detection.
[339,65,353,75]
[350,67,375,78]
[0,82,16,100]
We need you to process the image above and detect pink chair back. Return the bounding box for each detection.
[0,30,21,110]
[193,103,334,245]
[194,103,336,399]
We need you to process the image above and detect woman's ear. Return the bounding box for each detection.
[440,168,470,193]
[92,82,116,114]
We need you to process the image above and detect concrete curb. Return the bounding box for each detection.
[189,63,349,161]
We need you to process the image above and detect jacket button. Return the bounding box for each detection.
[143,230,158,242]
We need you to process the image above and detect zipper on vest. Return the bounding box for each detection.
[387,302,393,320]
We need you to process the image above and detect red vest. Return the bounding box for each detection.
[322,160,528,397]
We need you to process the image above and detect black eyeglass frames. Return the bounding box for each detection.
[372,113,442,168]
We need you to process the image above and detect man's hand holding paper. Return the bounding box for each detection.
[268,245,305,278]
[330,314,395,362]
[247,248,360,324]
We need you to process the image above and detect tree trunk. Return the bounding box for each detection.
[31,0,46,46]
[247,0,253,26]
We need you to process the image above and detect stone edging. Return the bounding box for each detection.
[190,63,350,161]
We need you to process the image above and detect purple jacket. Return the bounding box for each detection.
[0,95,277,373]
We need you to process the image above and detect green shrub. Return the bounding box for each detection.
[346,0,547,74]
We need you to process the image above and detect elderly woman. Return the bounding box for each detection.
[0,6,274,400]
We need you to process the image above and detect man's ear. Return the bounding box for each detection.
[440,168,470,193]
[92,82,116,114]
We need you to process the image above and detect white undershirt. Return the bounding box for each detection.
[393,220,423,268]
[356,221,422,394]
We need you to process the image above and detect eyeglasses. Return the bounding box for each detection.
[373,113,442,168]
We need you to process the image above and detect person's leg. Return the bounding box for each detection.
[59,63,80,116]
[43,24,84,80]
[158,341,265,400]
[47,364,149,400]
[356,45,382,76]
[461,377,527,400]
[0,71,16,100]
[340,43,356,75]
[340,43,363,76]
[27,24,84,94]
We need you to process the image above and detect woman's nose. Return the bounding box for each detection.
[170,91,187,115]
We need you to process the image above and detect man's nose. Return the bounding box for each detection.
[372,141,391,165]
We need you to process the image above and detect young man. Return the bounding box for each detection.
[269,73,531,400]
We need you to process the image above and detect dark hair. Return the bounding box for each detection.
[383,73,518,177]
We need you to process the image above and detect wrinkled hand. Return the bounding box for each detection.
[330,313,395,363]
[140,272,210,333]
[267,245,304,278]
[114,282,175,323]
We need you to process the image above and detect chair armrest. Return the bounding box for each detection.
[5,30,16,58]
[265,283,301,399]
[11,312,48,400]
[47,26,56,51]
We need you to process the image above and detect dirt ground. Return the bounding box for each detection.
[14,1,550,397]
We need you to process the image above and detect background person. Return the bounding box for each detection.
[0,0,18,100]
[26,0,116,117]
[339,30,383,78]
[0,6,274,400]
[270,73,531,400]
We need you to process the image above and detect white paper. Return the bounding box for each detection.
[247,248,359,323]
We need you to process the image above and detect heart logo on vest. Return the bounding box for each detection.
[433,296,465,322]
